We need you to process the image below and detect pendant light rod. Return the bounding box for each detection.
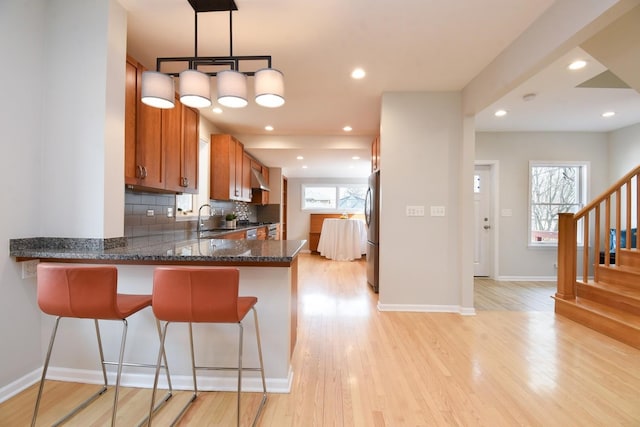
[194,10,199,58]
[228,8,233,59]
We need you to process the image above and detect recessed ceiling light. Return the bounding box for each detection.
[265,125,274,131]
[212,107,223,114]
[602,111,615,118]
[343,126,353,132]
[568,60,587,70]
[296,155,304,160]
[351,68,366,79]
[302,165,308,169]
[494,109,507,117]
[352,156,360,160]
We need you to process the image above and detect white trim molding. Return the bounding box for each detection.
[378,303,476,315]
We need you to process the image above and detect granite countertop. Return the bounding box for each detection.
[10,236,306,266]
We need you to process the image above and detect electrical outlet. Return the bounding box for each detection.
[22,260,39,279]
[167,207,173,218]
[146,209,154,217]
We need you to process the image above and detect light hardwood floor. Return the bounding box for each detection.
[2,254,639,426]
[473,278,556,312]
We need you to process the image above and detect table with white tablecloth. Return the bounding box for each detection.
[317,218,367,261]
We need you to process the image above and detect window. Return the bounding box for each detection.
[529,162,588,245]
[302,184,367,212]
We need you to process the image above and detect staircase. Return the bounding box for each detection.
[555,165,640,350]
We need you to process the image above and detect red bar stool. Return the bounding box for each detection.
[32,263,172,427]
[148,267,267,426]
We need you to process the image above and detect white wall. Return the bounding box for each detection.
[475,131,610,278]
[40,0,126,238]
[608,122,640,181]
[0,0,127,398]
[0,0,47,394]
[378,92,465,310]
[287,177,367,250]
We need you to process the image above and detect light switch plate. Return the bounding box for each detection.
[430,206,446,216]
[406,206,425,217]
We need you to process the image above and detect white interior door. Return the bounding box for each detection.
[474,165,493,276]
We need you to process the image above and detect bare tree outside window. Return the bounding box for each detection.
[338,186,367,210]
[529,163,586,244]
[302,184,367,211]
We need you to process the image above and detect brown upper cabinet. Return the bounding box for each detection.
[125,55,199,193]
[210,134,245,201]
[242,153,252,201]
[371,135,380,172]
[210,134,270,203]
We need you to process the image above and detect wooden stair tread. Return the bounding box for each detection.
[567,297,640,328]
[598,263,640,274]
[579,280,640,299]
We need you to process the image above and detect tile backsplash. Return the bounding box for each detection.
[124,189,276,243]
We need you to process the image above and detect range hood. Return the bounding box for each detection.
[251,168,270,191]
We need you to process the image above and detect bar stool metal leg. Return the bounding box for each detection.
[32,317,110,427]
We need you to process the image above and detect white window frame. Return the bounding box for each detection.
[528,161,589,247]
[301,183,367,213]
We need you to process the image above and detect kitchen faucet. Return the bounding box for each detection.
[197,203,213,237]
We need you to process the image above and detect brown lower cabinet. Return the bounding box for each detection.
[220,230,246,240]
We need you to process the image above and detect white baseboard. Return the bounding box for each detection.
[0,366,293,404]
[377,303,475,315]
[0,369,40,403]
[495,275,557,282]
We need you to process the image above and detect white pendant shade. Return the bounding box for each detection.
[179,69,212,108]
[254,68,285,108]
[141,71,175,109]
[217,70,248,108]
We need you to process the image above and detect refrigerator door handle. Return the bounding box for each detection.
[364,187,371,227]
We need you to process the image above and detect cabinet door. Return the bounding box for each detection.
[234,139,244,200]
[261,165,270,204]
[180,105,199,193]
[163,94,183,193]
[124,58,138,186]
[242,153,252,201]
[210,134,235,200]
[135,65,164,189]
[371,135,380,172]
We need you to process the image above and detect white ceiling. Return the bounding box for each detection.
[120,0,640,178]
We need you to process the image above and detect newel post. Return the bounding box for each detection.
[556,213,577,300]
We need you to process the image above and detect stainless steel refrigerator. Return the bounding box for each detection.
[365,170,380,292]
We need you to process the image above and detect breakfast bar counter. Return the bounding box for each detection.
[10,236,305,266]
[10,236,306,394]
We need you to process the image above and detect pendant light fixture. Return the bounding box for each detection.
[140,0,284,110]
[141,71,175,109]
[255,68,285,108]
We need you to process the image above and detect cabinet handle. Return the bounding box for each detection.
[142,166,148,179]
[182,177,189,187]
[136,165,143,179]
